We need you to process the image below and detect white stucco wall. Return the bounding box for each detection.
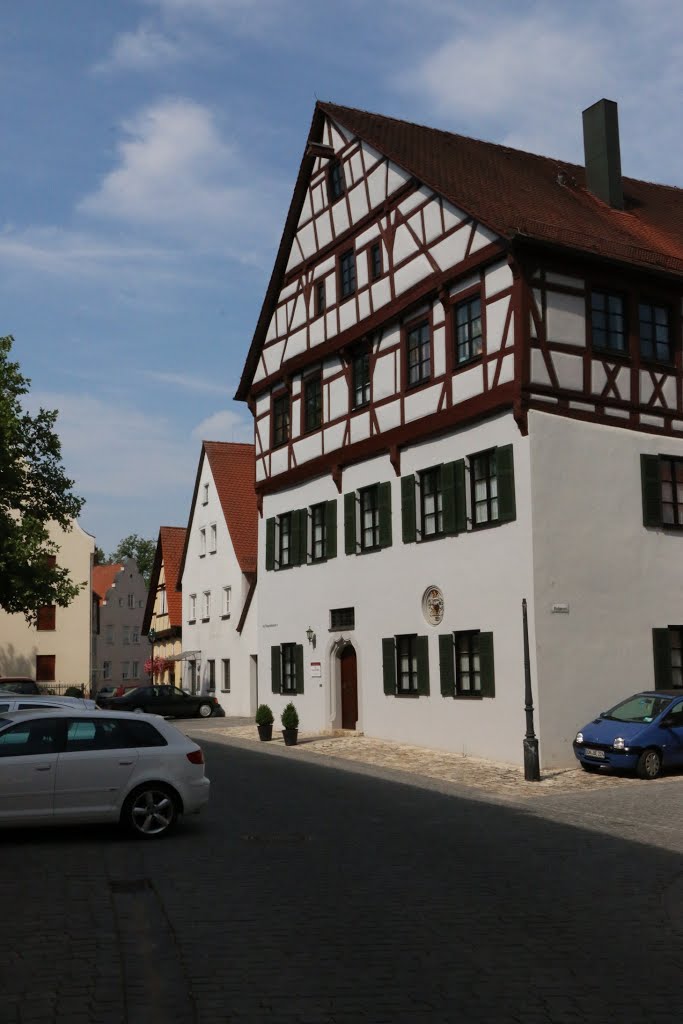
[259,412,535,764]
[181,460,257,717]
[529,410,683,766]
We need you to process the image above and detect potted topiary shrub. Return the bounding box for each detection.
[255,704,274,741]
[281,702,299,746]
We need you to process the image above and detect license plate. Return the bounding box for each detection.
[585,748,605,759]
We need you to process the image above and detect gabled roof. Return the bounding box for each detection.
[236,101,683,401]
[141,526,186,634]
[177,442,257,584]
[92,564,123,603]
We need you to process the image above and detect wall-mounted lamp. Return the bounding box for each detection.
[306,627,316,648]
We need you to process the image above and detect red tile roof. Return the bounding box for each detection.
[159,527,186,627]
[236,101,683,400]
[204,442,258,574]
[319,102,683,276]
[92,564,124,603]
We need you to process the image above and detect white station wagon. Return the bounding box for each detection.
[0,695,98,714]
[0,709,210,838]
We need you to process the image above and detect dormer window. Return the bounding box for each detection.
[327,159,345,203]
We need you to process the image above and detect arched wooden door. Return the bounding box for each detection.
[340,645,358,730]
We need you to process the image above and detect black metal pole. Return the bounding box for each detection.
[522,598,541,781]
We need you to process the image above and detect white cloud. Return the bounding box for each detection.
[77,97,280,248]
[192,407,252,441]
[145,370,229,395]
[94,24,183,73]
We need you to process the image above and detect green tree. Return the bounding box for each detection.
[109,534,156,586]
[0,335,84,622]
[94,546,106,565]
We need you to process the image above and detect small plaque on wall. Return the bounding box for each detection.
[551,603,569,614]
[310,662,321,677]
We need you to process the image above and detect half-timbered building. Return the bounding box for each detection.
[236,99,683,768]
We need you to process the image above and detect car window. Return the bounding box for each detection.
[170,687,187,699]
[0,704,9,713]
[605,695,673,723]
[121,719,168,748]
[0,718,61,757]
[665,701,683,721]
[18,702,59,710]
[65,718,131,752]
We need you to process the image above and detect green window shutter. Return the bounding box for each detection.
[378,481,392,548]
[271,645,281,694]
[439,633,455,697]
[641,454,662,527]
[295,644,305,694]
[455,459,467,532]
[496,445,516,523]
[344,492,357,555]
[297,509,308,564]
[382,637,396,695]
[401,474,417,543]
[479,632,496,697]
[265,518,275,570]
[652,628,672,688]
[416,635,430,696]
[325,499,337,559]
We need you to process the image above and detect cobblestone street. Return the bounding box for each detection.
[1,721,682,1023]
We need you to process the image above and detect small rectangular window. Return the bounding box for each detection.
[455,632,481,695]
[159,590,167,615]
[106,626,114,645]
[272,392,290,448]
[127,593,135,609]
[396,635,419,694]
[311,503,326,562]
[36,605,56,631]
[207,660,215,691]
[370,242,382,280]
[455,296,483,364]
[202,482,209,505]
[420,467,444,537]
[360,486,380,551]
[121,661,130,680]
[131,661,140,679]
[330,607,355,630]
[639,302,671,363]
[122,627,130,645]
[221,659,231,692]
[202,591,211,620]
[36,654,55,683]
[591,290,626,353]
[659,457,683,526]
[315,280,326,317]
[340,249,356,299]
[304,375,322,433]
[199,528,206,557]
[406,320,431,386]
[103,661,111,680]
[189,594,196,621]
[222,586,231,617]
[279,513,292,568]
[352,346,370,409]
[327,159,345,202]
[471,450,498,526]
[209,523,217,553]
[281,644,297,694]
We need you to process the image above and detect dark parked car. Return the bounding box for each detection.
[0,678,41,695]
[573,689,683,779]
[97,684,218,719]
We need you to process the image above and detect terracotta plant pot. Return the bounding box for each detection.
[257,723,273,741]
[282,728,298,746]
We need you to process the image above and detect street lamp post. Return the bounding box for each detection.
[522,598,541,781]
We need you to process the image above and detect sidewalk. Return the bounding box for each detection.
[184,718,659,800]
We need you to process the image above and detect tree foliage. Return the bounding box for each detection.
[108,534,156,585]
[0,335,84,622]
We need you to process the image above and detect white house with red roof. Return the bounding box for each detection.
[177,442,258,716]
[235,98,683,769]
[92,558,147,694]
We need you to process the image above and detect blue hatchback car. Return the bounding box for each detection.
[573,690,683,779]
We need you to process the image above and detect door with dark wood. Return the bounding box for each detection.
[340,646,358,730]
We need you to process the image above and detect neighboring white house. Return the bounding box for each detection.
[177,442,258,716]
[92,559,148,694]
[234,98,683,769]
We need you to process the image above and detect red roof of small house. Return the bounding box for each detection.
[92,564,123,603]
[159,527,186,626]
[236,101,683,400]
[204,442,257,574]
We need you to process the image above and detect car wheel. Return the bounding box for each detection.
[580,761,600,773]
[122,784,178,838]
[636,748,662,780]
[197,702,213,718]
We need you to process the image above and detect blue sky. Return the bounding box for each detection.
[3,0,683,553]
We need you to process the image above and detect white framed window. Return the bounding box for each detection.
[121,661,130,680]
[132,629,139,644]
[131,661,140,679]
[199,528,207,556]
[189,594,197,621]
[202,482,209,505]
[221,659,231,692]
[222,586,231,617]
[209,523,217,553]
[128,593,135,608]
[207,659,215,691]
[202,591,211,620]
[103,661,111,679]
[159,589,167,615]
[122,627,130,645]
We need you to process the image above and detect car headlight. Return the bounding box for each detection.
[613,736,625,750]
[575,731,584,744]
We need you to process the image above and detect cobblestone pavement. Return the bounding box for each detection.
[183,717,683,799]
[1,719,682,1024]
